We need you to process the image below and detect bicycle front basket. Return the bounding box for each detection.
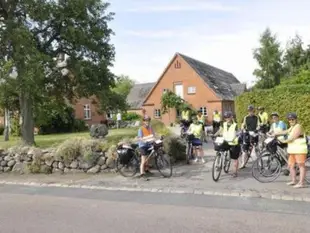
[213,137,230,151]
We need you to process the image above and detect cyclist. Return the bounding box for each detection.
[214,111,240,177]
[181,106,191,128]
[212,110,221,134]
[273,113,307,188]
[258,106,269,133]
[267,112,287,142]
[137,116,155,180]
[240,105,260,168]
[187,115,205,163]
[197,109,206,142]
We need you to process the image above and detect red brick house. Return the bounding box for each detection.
[141,52,246,125]
[74,97,106,126]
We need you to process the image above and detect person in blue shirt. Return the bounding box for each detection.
[268,112,287,141]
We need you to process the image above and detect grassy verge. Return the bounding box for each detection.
[0,128,138,149]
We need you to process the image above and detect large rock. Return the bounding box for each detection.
[52,161,58,168]
[28,148,43,160]
[79,161,92,169]
[52,168,63,174]
[0,160,7,166]
[40,165,52,174]
[4,155,11,161]
[87,165,100,174]
[7,160,16,167]
[58,162,64,170]
[97,156,106,166]
[12,162,29,174]
[70,160,78,169]
[90,124,108,138]
[3,167,11,172]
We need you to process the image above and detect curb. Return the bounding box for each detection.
[0,180,309,203]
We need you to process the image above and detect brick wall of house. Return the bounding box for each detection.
[143,54,224,125]
[74,97,106,126]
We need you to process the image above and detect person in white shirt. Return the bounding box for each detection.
[116,112,122,129]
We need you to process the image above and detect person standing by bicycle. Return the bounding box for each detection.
[137,116,155,180]
[187,115,205,163]
[273,113,307,188]
[214,111,240,177]
[240,105,260,168]
[258,106,269,133]
[267,112,287,142]
[212,110,221,134]
[197,109,207,143]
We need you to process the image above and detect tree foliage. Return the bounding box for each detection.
[161,90,193,114]
[253,28,283,89]
[0,0,116,145]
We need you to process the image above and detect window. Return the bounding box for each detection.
[154,109,161,118]
[187,86,196,94]
[174,84,184,98]
[106,112,113,119]
[200,107,207,116]
[163,88,168,93]
[84,104,91,120]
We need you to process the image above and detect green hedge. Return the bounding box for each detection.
[235,84,310,133]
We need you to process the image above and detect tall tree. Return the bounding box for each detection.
[0,0,115,145]
[113,75,135,97]
[253,28,283,89]
[283,34,306,77]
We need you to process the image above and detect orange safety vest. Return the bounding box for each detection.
[141,126,153,136]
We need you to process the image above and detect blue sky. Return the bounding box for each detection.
[108,0,310,86]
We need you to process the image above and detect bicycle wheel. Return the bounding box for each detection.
[155,152,172,178]
[212,153,222,182]
[223,151,231,173]
[116,156,139,177]
[252,153,282,183]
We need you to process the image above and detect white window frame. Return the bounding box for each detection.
[84,104,91,120]
[187,86,196,94]
[154,109,161,118]
[200,107,207,116]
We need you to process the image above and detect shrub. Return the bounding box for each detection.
[151,119,171,136]
[73,119,88,132]
[235,84,310,133]
[163,135,186,162]
[122,112,141,121]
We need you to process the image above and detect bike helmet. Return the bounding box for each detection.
[143,116,151,121]
[287,112,297,120]
[258,106,264,111]
[223,111,233,118]
[271,112,279,117]
[247,105,254,111]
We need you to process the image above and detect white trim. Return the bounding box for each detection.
[84,104,91,120]
[187,86,196,94]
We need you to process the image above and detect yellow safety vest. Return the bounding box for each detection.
[223,122,238,145]
[259,112,268,125]
[189,123,203,138]
[182,110,190,121]
[197,115,205,124]
[287,124,308,154]
[213,113,221,122]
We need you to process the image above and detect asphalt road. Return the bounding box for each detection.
[0,185,309,233]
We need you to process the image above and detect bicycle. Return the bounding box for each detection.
[252,136,310,183]
[239,130,261,169]
[116,138,172,178]
[185,133,201,164]
[211,137,231,182]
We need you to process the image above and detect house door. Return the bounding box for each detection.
[174,83,184,99]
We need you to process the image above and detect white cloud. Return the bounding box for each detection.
[123,1,239,13]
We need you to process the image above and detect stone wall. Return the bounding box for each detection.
[0,146,115,175]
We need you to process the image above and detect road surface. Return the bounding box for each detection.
[0,184,309,233]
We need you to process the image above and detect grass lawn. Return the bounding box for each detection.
[0,127,138,149]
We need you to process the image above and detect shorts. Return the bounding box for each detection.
[139,146,152,156]
[288,154,307,166]
[192,138,202,146]
[229,145,241,160]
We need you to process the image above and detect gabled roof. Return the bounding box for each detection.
[143,52,244,104]
[127,82,155,109]
[178,53,243,100]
